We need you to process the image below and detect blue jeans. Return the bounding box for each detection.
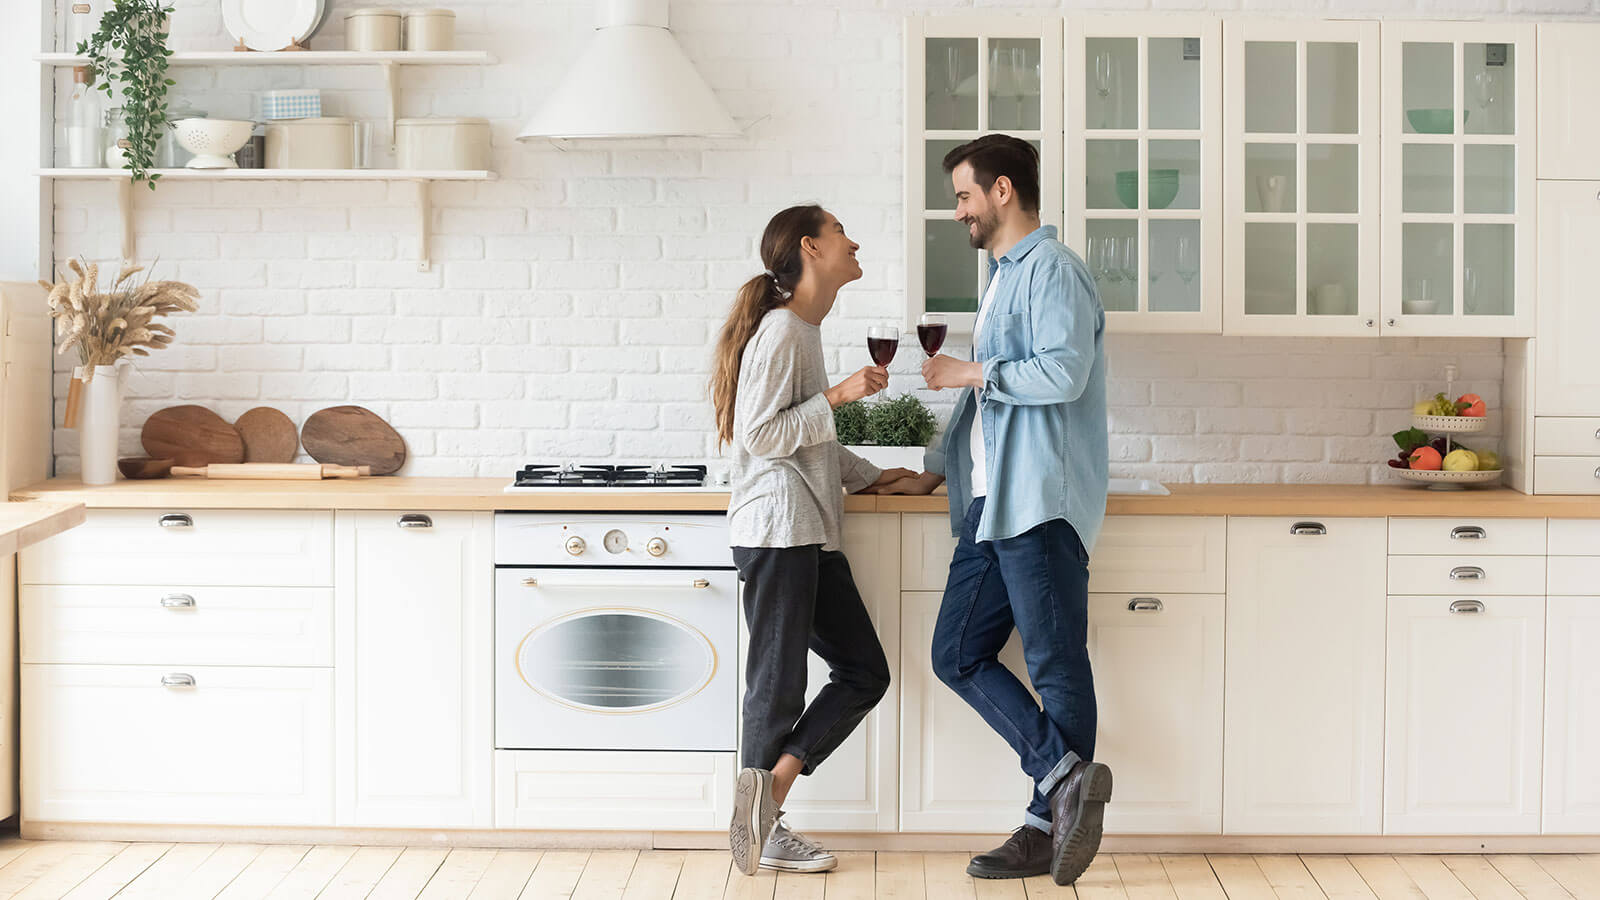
[931,497,1096,831]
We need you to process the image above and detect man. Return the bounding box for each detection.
[893,134,1111,884]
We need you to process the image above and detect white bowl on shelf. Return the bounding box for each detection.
[173,118,253,169]
[1401,298,1439,315]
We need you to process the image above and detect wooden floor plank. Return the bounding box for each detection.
[1534,856,1600,900]
[925,852,978,900]
[569,850,638,900]
[1116,854,1179,900]
[1067,854,1126,900]
[616,851,681,900]
[666,852,730,900]
[719,863,775,900]
[261,845,356,900]
[0,844,95,898]
[211,845,312,900]
[315,846,404,900]
[519,851,592,900]
[1487,856,1577,900]
[1347,856,1429,900]
[1256,855,1329,900]
[1300,857,1379,900]
[1205,856,1275,900]
[0,844,43,880]
[471,850,546,900]
[370,848,450,900]
[823,851,875,900]
[874,852,925,900]
[8,842,126,900]
[1158,856,1226,900]
[769,869,824,900]
[1393,856,1473,900]
[170,844,268,900]
[113,842,222,900]
[1439,856,1525,900]
[60,843,175,900]
[1023,872,1078,900]
[975,874,1028,900]
[419,849,500,900]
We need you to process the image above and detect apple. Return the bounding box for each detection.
[1409,446,1443,470]
[1461,399,1487,417]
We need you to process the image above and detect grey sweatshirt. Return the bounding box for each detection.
[728,308,882,551]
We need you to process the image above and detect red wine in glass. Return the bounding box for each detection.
[866,325,899,368]
[918,323,948,355]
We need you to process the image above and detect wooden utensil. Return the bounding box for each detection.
[140,405,245,467]
[63,376,84,429]
[118,457,174,479]
[235,407,299,463]
[171,463,371,480]
[300,405,406,475]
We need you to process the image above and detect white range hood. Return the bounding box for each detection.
[517,0,740,140]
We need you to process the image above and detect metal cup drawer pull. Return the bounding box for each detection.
[1450,526,1487,541]
[1449,566,1487,582]
[160,673,196,688]
[1127,598,1164,613]
[397,514,433,529]
[160,593,196,609]
[158,513,193,528]
[1449,599,1486,615]
[1289,522,1327,536]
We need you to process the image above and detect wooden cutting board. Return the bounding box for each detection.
[140,405,245,468]
[300,405,407,475]
[235,407,299,463]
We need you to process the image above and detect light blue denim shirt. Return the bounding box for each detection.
[924,225,1109,551]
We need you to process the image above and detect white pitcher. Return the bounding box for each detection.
[75,361,128,485]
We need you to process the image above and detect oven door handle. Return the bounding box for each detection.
[521,576,713,590]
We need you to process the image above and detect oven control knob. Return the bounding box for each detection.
[646,537,668,557]
[564,536,586,556]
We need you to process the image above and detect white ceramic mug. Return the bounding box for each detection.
[1311,283,1347,316]
[1255,174,1288,212]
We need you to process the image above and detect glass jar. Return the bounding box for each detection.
[103,107,130,169]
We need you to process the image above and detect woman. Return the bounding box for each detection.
[711,204,913,876]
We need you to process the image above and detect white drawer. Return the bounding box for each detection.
[1548,520,1600,555]
[1536,418,1600,456]
[1387,556,1547,596]
[1088,517,1226,594]
[21,664,333,825]
[1388,518,1546,556]
[494,749,734,831]
[1548,557,1600,595]
[22,509,333,586]
[1535,457,1600,495]
[20,585,333,666]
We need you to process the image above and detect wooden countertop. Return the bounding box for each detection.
[11,477,1600,518]
[0,501,87,556]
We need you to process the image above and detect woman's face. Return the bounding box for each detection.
[803,211,862,286]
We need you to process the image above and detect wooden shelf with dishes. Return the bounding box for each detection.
[38,168,494,181]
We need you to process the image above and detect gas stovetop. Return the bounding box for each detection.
[503,464,713,493]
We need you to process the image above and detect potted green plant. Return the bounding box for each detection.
[81,0,176,188]
[834,393,938,471]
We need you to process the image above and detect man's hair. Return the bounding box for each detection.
[941,134,1041,213]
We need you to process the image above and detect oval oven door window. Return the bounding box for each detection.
[517,609,717,713]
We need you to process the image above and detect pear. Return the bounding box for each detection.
[1443,449,1479,472]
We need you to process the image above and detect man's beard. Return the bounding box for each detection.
[965,209,999,250]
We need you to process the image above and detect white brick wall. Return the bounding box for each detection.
[46,0,1571,481]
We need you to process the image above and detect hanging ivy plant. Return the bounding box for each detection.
[80,0,176,189]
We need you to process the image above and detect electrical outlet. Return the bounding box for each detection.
[1485,43,1507,66]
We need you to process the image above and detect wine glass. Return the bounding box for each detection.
[1011,46,1030,127]
[1102,237,1124,286]
[944,46,964,122]
[1087,236,1106,284]
[1176,234,1200,309]
[1117,236,1139,307]
[866,325,899,369]
[1094,51,1115,129]
[917,313,948,357]
[1472,68,1499,129]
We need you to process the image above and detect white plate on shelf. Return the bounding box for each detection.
[222,0,321,51]
[1390,468,1502,490]
[1412,414,1488,433]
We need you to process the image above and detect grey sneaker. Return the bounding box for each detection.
[759,817,838,873]
[730,768,779,876]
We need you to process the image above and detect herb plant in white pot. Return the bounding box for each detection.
[835,393,938,472]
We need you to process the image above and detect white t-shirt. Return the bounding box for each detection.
[969,274,1000,498]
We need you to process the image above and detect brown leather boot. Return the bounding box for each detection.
[965,825,1052,879]
[1048,760,1114,885]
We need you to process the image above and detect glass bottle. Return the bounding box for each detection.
[66,0,99,52]
[104,106,129,170]
[65,66,102,168]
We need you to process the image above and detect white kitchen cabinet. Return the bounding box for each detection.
[902,514,958,593]
[1385,594,1544,834]
[1388,517,1546,556]
[1224,517,1387,834]
[900,590,1036,832]
[746,514,899,832]
[334,510,492,828]
[1537,24,1600,180]
[1544,595,1600,833]
[1089,516,1226,594]
[494,749,735,831]
[1089,592,1224,834]
[1223,20,1382,336]
[21,664,333,825]
[1068,16,1223,334]
[1380,22,1536,338]
[1535,181,1600,417]
[905,15,1064,335]
[1386,555,1546,597]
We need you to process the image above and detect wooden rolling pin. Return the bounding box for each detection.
[171,463,372,480]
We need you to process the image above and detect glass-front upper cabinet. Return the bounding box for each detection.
[906,16,1064,334]
[1223,20,1381,336]
[1381,22,1535,337]
[1067,17,1222,334]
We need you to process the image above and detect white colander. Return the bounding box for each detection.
[173,118,254,169]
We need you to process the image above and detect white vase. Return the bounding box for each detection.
[75,362,127,485]
[845,445,927,473]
